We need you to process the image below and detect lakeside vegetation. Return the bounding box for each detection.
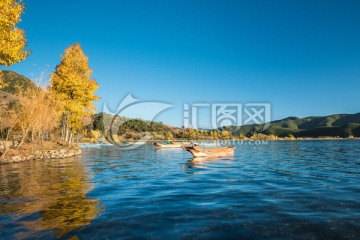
[0,48,98,159]
[0,1,97,160]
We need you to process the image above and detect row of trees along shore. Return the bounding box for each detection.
[0,0,98,159]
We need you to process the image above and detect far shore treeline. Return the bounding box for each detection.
[89,112,360,142]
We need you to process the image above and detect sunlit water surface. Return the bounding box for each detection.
[1,140,360,239]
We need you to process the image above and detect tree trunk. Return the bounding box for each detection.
[69,132,73,144]
[61,114,68,141]
[16,133,27,149]
[31,127,35,142]
[61,122,65,141]
[1,128,12,160]
[65,125,70,142]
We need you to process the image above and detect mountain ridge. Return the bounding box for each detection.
[227,112,360,138]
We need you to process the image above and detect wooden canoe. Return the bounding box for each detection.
[154,142,183,149]
[182,146,236,157]
[192,142,220,146]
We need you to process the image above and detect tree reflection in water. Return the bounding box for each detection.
[0,157,100,238]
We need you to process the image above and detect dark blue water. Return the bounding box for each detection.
[1,140,360,239]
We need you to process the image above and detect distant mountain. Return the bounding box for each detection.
[0,70,37,94]
[0,71,37,116]
[228,113,360,138]
[93,112,360,139]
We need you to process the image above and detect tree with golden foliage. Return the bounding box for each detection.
[0,85,62,158]
[0,0,30,67]
[221,130,231,139]
[50,43,99,143]
[14,87,62,148]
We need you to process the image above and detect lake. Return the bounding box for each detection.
[1,140,360,239]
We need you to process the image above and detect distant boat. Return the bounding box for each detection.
[192,142,220,146]
[182,145,236,157]
[126,141,147,145]
[154,142,183,149]
[79,143,112,148]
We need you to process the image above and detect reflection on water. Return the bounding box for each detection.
[184,156,236,174]
[0,157,100,238]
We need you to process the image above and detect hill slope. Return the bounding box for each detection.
[230,113,360,138]
[0,70,37,94]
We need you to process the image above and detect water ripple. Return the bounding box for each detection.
[0,140,359,239]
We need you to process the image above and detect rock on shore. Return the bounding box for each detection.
[1,148,82,164]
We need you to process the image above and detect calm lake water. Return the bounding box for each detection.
[1,140,360,239]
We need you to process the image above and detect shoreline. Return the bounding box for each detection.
[80,137,359,144]
[2,138,358,164]
[0,148,82,165]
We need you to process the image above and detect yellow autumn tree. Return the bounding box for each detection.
[50,43,99,143]
[13,87,62,148]
[0,0,30,67]
[221,130,231,139]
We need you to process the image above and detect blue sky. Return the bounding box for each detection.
[5,0,360,128]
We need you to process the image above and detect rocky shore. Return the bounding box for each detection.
[0,148,82,164]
